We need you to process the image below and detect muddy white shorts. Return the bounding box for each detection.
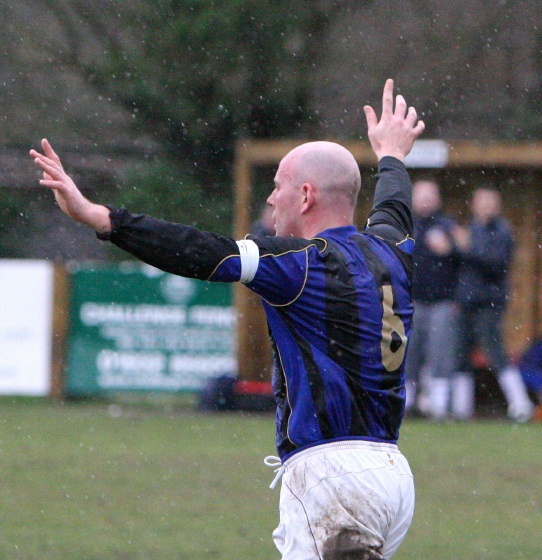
[270,440,414,560]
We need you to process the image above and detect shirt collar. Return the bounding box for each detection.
[315,225,358,238]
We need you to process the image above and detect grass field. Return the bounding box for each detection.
[0,398,540,559]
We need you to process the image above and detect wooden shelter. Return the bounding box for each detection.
[233,139,542,382]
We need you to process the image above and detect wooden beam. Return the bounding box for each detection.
[237,139,542,168]
[448,141,542,167]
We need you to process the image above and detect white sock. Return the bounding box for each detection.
[405,379,417,411]
[498,366,534,422]
[429,377,450,419]
[451,373,475,420]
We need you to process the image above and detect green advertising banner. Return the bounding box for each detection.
[66,262,236,395]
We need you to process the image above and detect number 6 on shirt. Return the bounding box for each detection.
[380,284,408,372]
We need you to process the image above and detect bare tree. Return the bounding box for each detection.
[311,0,542,141]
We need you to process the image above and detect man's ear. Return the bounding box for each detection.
[300,183,315,214]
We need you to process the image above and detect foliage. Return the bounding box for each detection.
[118,156,233,235]
[40,1,338,192]
[0,188,25,258]
[4,1,542,258]
[2,1,341,242]
[307,1,542,142]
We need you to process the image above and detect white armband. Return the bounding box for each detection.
[236,239,260,283]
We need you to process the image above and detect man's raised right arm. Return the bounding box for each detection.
[362,79,425,243]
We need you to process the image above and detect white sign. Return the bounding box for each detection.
[404,139,449,168]
[0,260,53,395]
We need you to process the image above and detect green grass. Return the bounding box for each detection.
[399,420,542,559]
[0,399,540,559]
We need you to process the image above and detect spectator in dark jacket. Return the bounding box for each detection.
[251,204,275,237]
[452,188,533,422]
[405,179,460,419]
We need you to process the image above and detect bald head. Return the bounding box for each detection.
[413,180,441,218]
[284,141,361,206]
[471,188,502,224]
[269,141,362,238]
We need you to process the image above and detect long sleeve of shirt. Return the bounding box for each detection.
[97,208,241,281]
[366,156,413,243]
[96,156,412,282]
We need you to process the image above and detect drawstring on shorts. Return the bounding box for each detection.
[264,455,286,489]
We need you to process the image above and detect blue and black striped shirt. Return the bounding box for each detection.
[99,156,414,460]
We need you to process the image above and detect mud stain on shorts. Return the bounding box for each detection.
[312,483,387,560]
[321,527,384,560]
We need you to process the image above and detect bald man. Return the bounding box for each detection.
[31,79,424,559]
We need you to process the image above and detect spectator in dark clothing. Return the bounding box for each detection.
[405,180,461,419]
[452,188,534,422]
[251,204,275,236]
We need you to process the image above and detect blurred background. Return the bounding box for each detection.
[3,0,542,259]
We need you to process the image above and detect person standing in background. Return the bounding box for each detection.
[405,180,460,420]
[251,204,275,236]
[452,188,534,422]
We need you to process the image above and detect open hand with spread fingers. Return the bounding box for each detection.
[364,79,425,162]
[29,139,112,234]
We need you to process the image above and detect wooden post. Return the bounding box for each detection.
[233,141,270,382]
[534,194,542,342]
[51,264,69,400]
[505,191,538,355]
